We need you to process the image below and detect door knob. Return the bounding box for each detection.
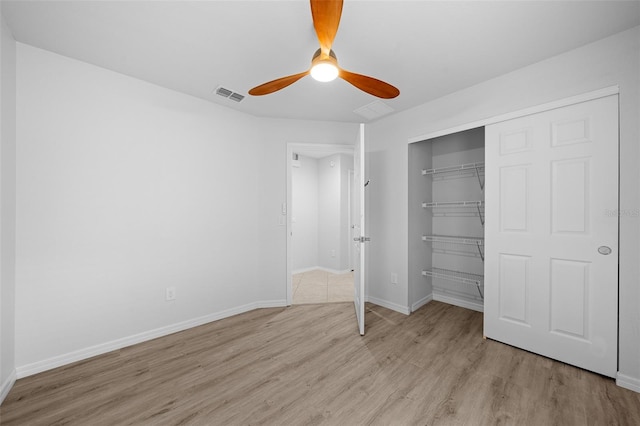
[598,246,612,255]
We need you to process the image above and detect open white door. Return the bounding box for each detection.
[484,95,619,377]
[353,123,367,335]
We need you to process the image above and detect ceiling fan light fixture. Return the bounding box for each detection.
[248,1,399,98]
[310,61,339,82]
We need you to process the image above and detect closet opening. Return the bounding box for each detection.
[408,126,485,313]
[407,91,620,378]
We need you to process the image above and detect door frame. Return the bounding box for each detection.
[286,143,356,306]
[408,86,619,143]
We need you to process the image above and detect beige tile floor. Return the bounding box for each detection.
[292,269,354,304]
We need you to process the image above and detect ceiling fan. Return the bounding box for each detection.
[248,0,399,99]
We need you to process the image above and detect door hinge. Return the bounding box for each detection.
[354,236,371,243]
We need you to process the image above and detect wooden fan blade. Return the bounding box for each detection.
[339,69,400,99]
[248,71,309,96]
[310,0,343,56]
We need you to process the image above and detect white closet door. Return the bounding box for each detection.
[484,95,618,377]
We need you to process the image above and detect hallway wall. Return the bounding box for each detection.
[291,155,318,271]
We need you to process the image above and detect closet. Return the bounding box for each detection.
[408,127,485,312]
[407,93,619,378]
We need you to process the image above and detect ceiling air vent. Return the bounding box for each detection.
[353,100,395,121]
[214,86,245,103]
[215,87,233,97]
[229,92,245,103]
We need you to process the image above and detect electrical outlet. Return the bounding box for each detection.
[165,286,176,301]
[330,250,336,258]
[391,273,398,285]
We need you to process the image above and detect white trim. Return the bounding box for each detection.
[317,266,351,275]
[411,293,433,312]
[433,292,484,313]
[408,86,620,143]
[291,266,321,275]
[367,296,410,315]
[15,300,287,379]
[288,143,355,158]
[253,299,288,309]
[292,266,352,276]
[0,369,17,405]
[616,372,640,393]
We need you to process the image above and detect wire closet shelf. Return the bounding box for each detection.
[421,160,485,300]
[422,267,484,299]
[422,161,485,190]
[422,234,484,260]
[422,200,485,226]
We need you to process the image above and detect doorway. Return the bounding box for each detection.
[286,144,355,306]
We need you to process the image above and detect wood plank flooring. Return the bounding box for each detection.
[1,301,639,425]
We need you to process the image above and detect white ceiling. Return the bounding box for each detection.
[3,1,639,123]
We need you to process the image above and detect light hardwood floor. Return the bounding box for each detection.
[2,301,639,425]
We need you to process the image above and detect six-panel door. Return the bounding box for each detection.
[484,95,619,377]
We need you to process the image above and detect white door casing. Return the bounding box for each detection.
[353,123,366,336]
[484,95,619,377]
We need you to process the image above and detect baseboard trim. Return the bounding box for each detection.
[433,292,484,312]
[0,369,17,405]
[616,372,640,393]
[254,299,288,309]
[411,294,433,312]
[316,266,351,275]
[15,299,287,379]
[367,296,410,315]
[292,266,320,275]
[292,266,351,275]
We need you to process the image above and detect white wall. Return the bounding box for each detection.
[0,9,17,403]
[338,153,352,272]
[316,153,353,273]
[408,140,432,311]
[317,154,342,271]
[14,43,358,376]
[292,155,318,271]
[367,26,640,388]
[15,43,262,371]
